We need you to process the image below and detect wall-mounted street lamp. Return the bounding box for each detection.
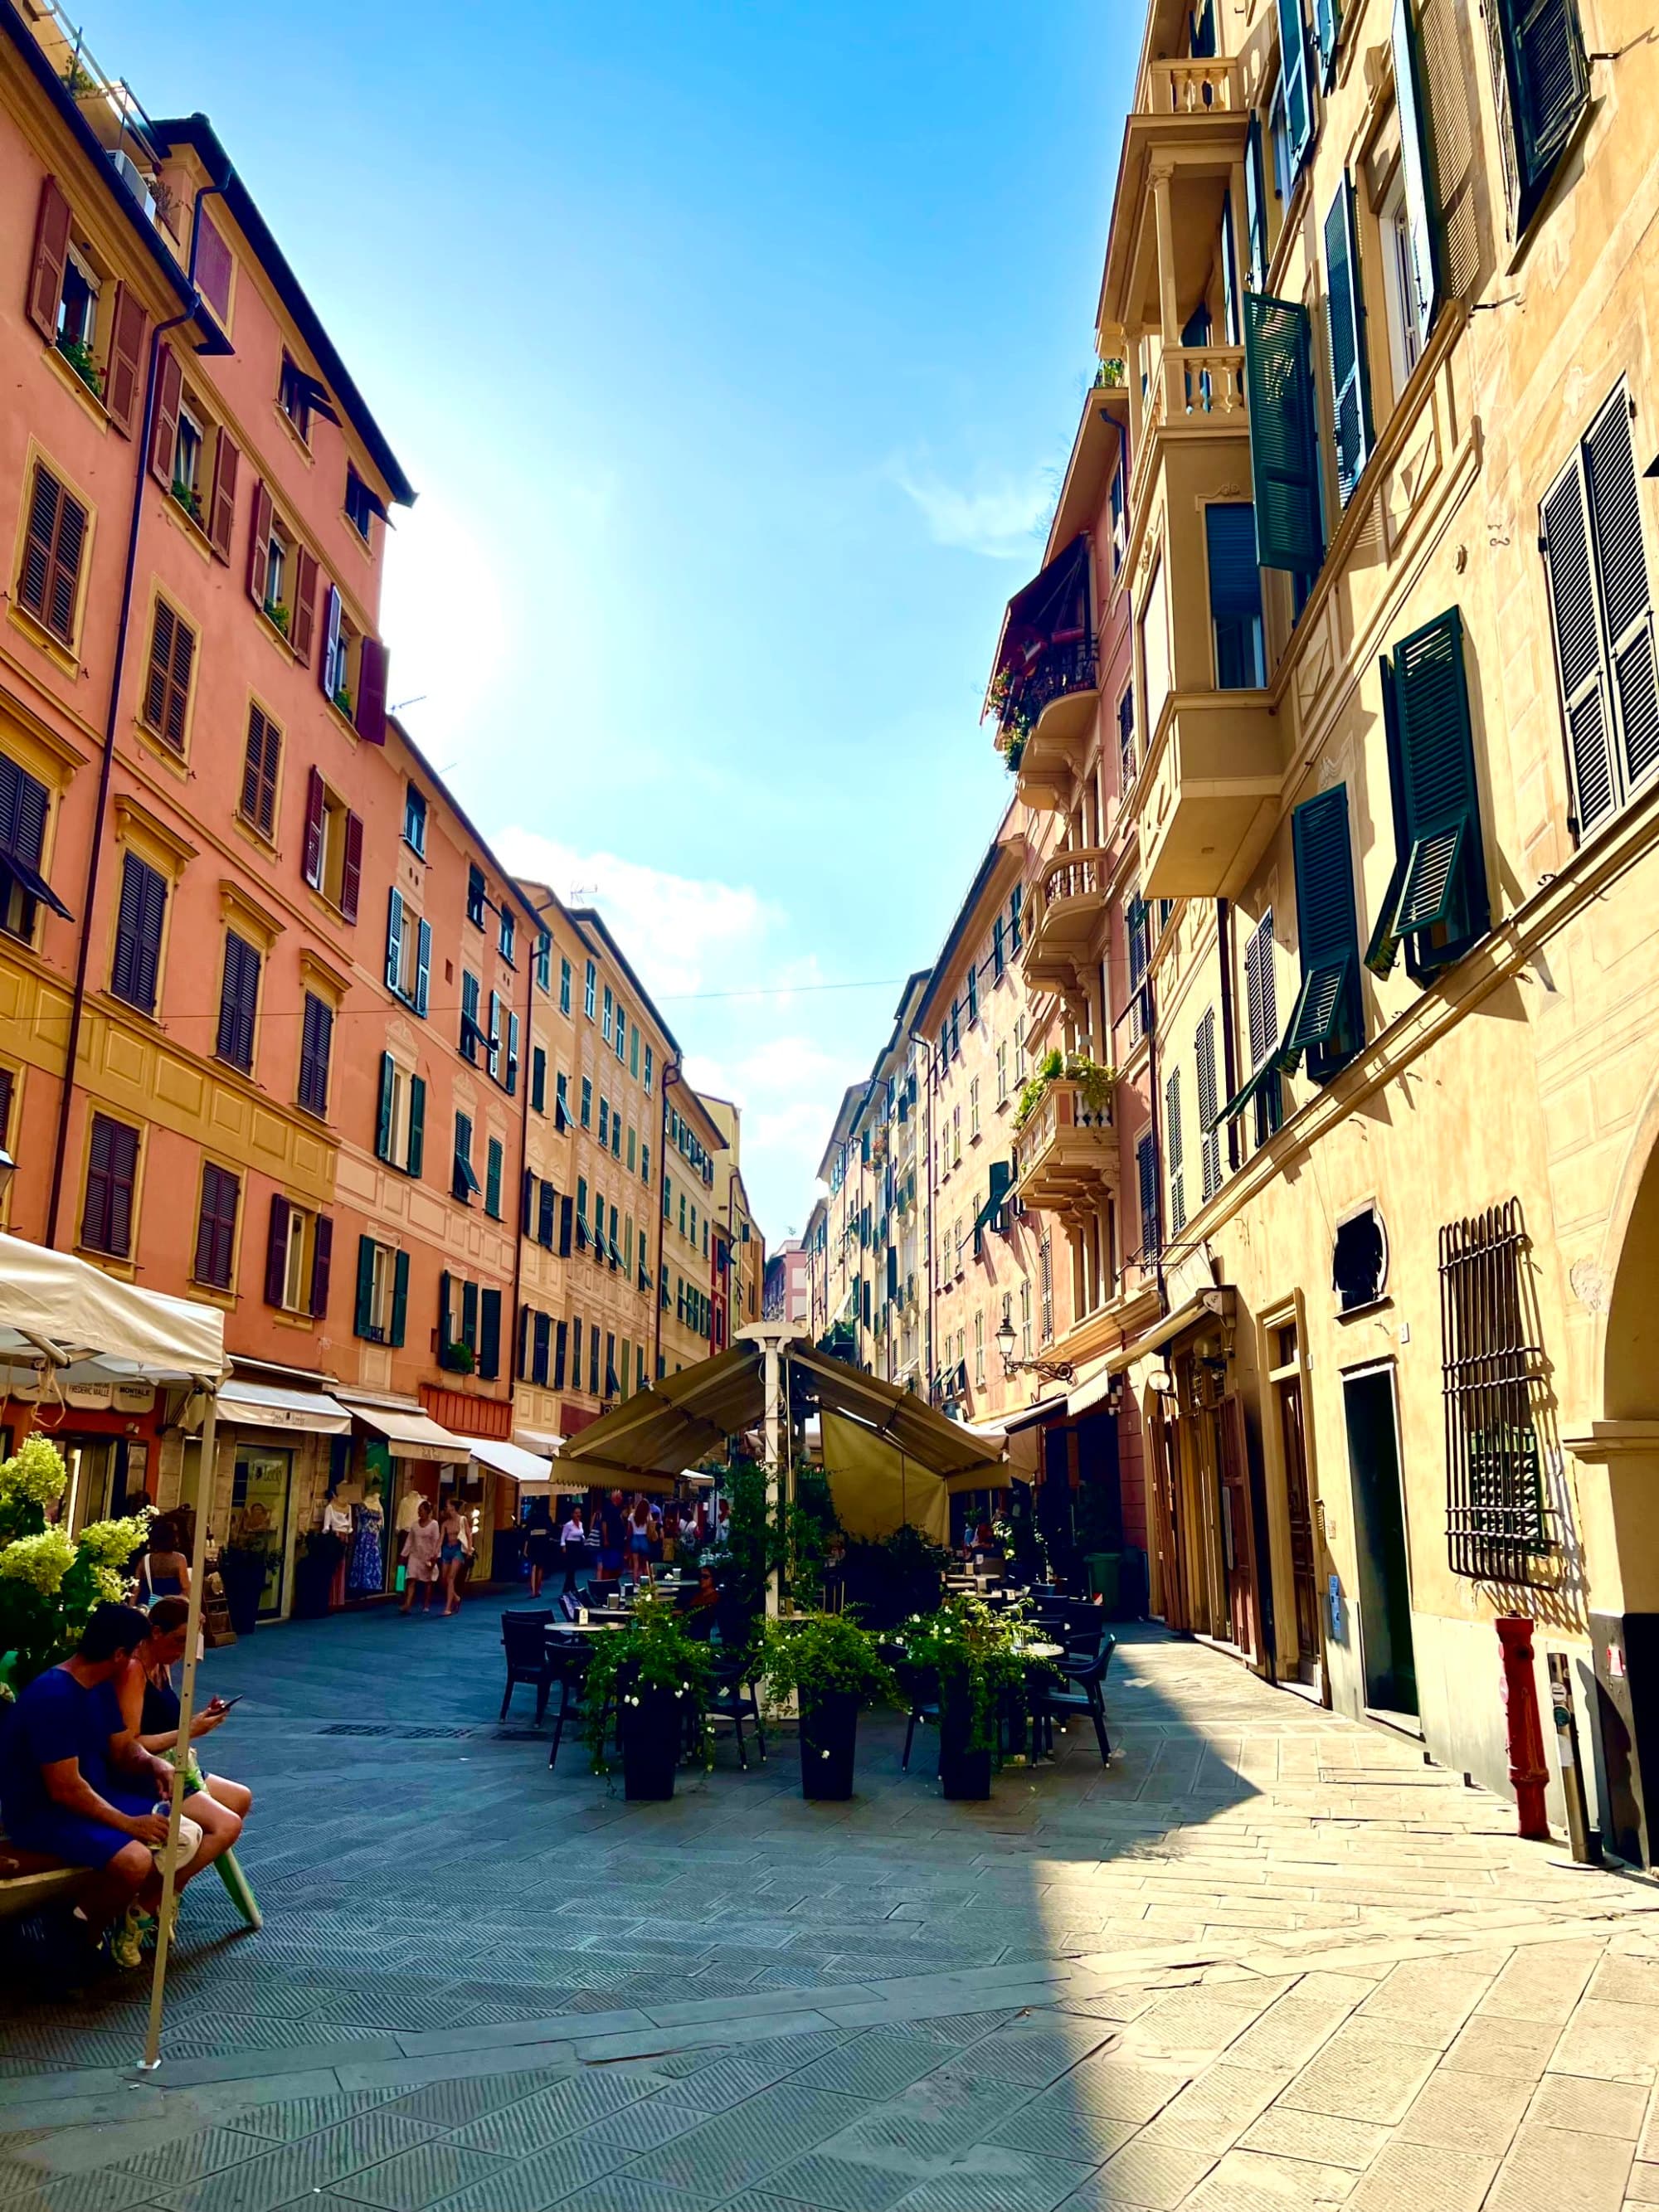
[994,1313,1074,1387]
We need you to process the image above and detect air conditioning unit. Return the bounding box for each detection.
[109,148,155,222]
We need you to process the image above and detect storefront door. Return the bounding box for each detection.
[58,1434,139,1535]
[1218,1398,1260,1660]
[231,1445,293,1618]
[1343,1366,1418,1719]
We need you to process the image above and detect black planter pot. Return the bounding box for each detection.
[292,1539,338,1621]
[619,1680,681,1801]
[799,1690,859,1801]
[938,1682,993,1800]
[218,1550,269,1636]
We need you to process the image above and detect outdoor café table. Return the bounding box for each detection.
[1004,1640,1065,1761]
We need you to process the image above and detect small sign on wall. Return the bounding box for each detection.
[1328,1574,1346,1643]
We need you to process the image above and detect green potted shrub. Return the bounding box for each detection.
[0,1437,153,1690]
[904,1594,1029,1801]
[582,1594,713,1801]
[762,1611,895,1802]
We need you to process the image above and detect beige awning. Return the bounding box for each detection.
[217,1378,353,1436]
[461,1436,554,1485]
[338,1398,470,1461]
[0,1232,226,1381]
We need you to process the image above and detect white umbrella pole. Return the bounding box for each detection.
[764,1339,782,1621]
[140,1388,218,2072]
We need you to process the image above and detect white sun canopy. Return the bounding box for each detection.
[0,1232,226,1381]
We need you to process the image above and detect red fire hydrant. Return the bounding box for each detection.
[1497,1616,1550,1841]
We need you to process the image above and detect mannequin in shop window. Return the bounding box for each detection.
[347,1477,385,1599]
[319,1489,353,1610]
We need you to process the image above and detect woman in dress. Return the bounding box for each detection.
[627,1495,654,1588]
[400,1498,442,1614]
[438,1498,472,1616]
[136,1517,190,1603]
[523,1497,554,1599]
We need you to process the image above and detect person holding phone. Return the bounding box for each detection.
[115,1598,253,1854]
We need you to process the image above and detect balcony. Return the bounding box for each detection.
[1024,847,1109,994]
[1138,688,1288,899]
[1141,56,1248,116]
[1013,1077,1117,1216]
[1130,343,1248,527]
[1009,637,1100,802]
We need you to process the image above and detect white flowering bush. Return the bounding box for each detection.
[0,1437,152,1691]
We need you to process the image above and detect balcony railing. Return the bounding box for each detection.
[1005,634,1101,801]
[1012,1077,1117,1214]
[1025,847,1110,990]
[1132,344,1249,523]
[1144,56,1247,114]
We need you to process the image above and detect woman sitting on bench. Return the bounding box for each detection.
[115,1598,253,1848]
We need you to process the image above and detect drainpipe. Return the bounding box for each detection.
[1216,898,1240,1175]
[46,183,225,1246]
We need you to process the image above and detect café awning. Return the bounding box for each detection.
[216,1378,353,1435]
[461,1436,554,1486]
[0,1232,226,1380]
[338,1397,470,1461]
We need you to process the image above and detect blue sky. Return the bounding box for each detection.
[93,0,1135,1241]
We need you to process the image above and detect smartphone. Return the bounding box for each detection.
[209,1692,245,1713]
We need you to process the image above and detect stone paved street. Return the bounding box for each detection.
[4,1597,1659,2209]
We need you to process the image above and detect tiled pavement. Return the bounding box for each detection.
[5,1597,1659,2208]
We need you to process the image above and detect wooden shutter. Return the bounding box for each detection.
[415,918,431,1016]
[246,479,274,608]
[1391,0,1440,353]
[46,480,85,646]
[1543,450,1620,835]
[354,1236,377,1339]
[241,705,280,837]
[1323,177,1373,506]
[18,464,59,627]
[299,994,333,1116]
[533,1312,552,1386]
[1165,1070,1186,1234]
[83,1114,137,1257]
[113,851,165,1014]
[521,1168,535,1237]
[384,886,404,993]
[193,209,232,320]
[148,343,183,489]
[27,176,71,343]
[355,637,388,745]
[264,1194,289,1306]
[1244,116,1269,289]
[143,601,193,751]
[1196,1009,1223,1198]
[309,1214,333,1319]
[1312,0,1341,85]
[479,1289,502,1381]
[1282,785,1363,1077]
[460,970,480,1059]
[486,1136,504,1218]
[1136,1131,1160,1262]
[507,1011,520,1096]
[407,1075,426,1178]
[532,1046,547,1113]
[375,1053,396,1160]
[319,586,342,699]
[538,1180,556,1247]
[216,932,259,1070]
[302,767,325,889]
[462,1280,479,1352]
[390,1251,410,1347]
[1276,0,1314,176]
[194,1163,237,1290]
[207,432,239,562]
[1499,0,1588,224]
[340,811,363,924]
[1243,294,1326,574]
[0,1065,12,1152]
[105,283,147,437]
[437,1270,453,1348]
[1369,610,1490,977]
[289,548,319,666]
[1585,390,1659,794]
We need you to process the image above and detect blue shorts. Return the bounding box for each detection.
[5,1790,158,1869]
[601,1547,623,1573]
[630,1531,650,1555]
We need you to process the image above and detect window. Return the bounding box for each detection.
[81,1113,139,1257]
[598,1097,611,1148]
[602,985,614,1044]
[452,1112,480,1203]
[499,907,516,965]
[584,960,596,1018]
[1165,1069,1186,1235]
[487,990,505,1083]
[1196,1009,1223,1203]
[1019,1278,1033,1360]
[531,1047,547,1114]
[1335,1205,1389,1311]
[1281,787,1363,1082]
[966,965,979,1024]
[265,1198,330,1316]
[215,932,260,1073]
[1441,1198,1551,1582]
[1206,505,1265,688]
[353,1237,408,1346]
[1014,1016,1025,1083]
[555,1069,571,1130]
[374,1054,426,1177]
[1276,0,1314,182]
[109,851,166,1015]
[239,704,281,841]
[297,992,333,1118]
[559,957,572,1015]
[951,1105,962,1167]
[580,1076,592,1130]
[969,1076,980,1140]
[0,755,61,942]
[485,1136,504,1219]
[193,1162,239,1291]
[460,970,484,1064]
[467,864,487,931]
[1323,179,1374,508]
[344,465,379,542]
[246,480,300,637]
[1118,689,1136,795]
[590,1323,601,1396]
[318,585,386,739]
[384,887,431,1014]
[640,1140,650,1187]
[644,1045,654,1096]
[17,459,87,647]
[1136,1132,1160,1266]
[1541,386,1659,842]
[974,1310,985,1388]
[615,1008,626,1064]
[630,1023,640,1079]
[1243,293,1325,577]
[992,915,1006,981]
[277,352,325,443]
[1126,893,1151,1042]
[535,931,552,992]
[302,771,362,922]
[611,1107,621,1159]
[1368,609,1491,980]
[995,1041,1008,1104]
[1481,0,1588,240]
[403,785,427,858]
[1220,912,1284,1145]
[140,600,195,753]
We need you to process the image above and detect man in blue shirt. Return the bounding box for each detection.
[0,1602,189,1957]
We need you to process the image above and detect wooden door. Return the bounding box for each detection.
[1218,1396,1259,1660]
[1277,1376,1321,1677]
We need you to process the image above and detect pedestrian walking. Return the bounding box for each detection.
[560,1504,586,1596]
[523,1497,554,1598]
[597,1490,626,1585]
[438,1498,472,1616]
[628,1495,654,1587]
[400,1499,442,1613]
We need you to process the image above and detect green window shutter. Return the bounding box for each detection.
[531,1046,547,1113]
[1391,0,1441,351]
[390,1250,409,1348]
[384,886,403,994]
[1243,116,1269,291]
[1196,1009,1222,1198]
[1367,610,1490,979]
[1586,387,1659,793]
[1496,0,1588,228]
[1279,786,1363,1079]
[353,1235,375,1339]
[485,1137,504,1218]
[1323,177,1374,507]
[461,1279,479,1354]
[406,1076,426,1179]
[437,1269,452,1349]
[375,1053,395,1163]
[1243,294,1326,575]
[479,1288,502,1381]
[1312,0,1340,86]
[1165,1069,1186,1235]
[1277,0,1314,175]
[415,919,431,1018]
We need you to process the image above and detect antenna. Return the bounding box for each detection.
[571,882,599,906]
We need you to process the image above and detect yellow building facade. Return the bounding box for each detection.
[1097,0,1659,1845]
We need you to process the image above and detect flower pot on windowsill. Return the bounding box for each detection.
[438,1342,475,1375]
[56,336,103,398]
[264,600,291,638]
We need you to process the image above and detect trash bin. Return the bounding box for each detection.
[1085,1551,1121,1609]
[1117,1546,1150,1621]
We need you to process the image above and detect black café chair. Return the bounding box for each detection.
[546,1631,596,1769]
[708,1598,766,1770]
[499,1610,557,1723]
[898,1661,941,1772]
[1034,1635,1117,1765]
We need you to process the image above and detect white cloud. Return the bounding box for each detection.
[378,492,518,761]
[684,1033,867,1240]
[890,460,1053,559]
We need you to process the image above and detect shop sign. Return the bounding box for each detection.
[63,1380,114,1410]
[0,1367,41,1403]
[114,1381,157,1415]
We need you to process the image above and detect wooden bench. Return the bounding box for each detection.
[0,1844,89,1920]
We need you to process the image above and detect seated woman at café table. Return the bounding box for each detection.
[115,1597,251,1869]
[688,1565,720,1613]
[0,1602,208,1962]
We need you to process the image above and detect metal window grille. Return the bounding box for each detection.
[1440,1198,1552,1583]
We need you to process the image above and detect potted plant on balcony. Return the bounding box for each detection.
[902,1594,1028,1800]
[264,598,291,638]
[439,1339,475,1375]
[582,1593,713,1800]
[1013,1048,1115,1133]
[761,1611,895,1801]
